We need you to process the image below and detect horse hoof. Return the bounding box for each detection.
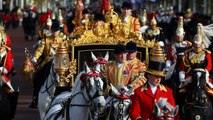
[28,101,37,109]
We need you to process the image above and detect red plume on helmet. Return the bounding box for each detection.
[38,10,52,25]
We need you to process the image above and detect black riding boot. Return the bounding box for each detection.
[28,96,38,108]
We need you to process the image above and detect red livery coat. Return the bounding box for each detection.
[129,83,176,120]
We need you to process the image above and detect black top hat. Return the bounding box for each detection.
[121,1,132,9]
[51,19,60,32]
[94,13,105,21]
[114,44,127,54]
[126,41,137,52]
[146,43,166,77]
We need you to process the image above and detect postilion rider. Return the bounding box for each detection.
[129,43,177,120]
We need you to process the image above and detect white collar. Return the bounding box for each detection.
[117,62,123,68]
[148,81,157,95]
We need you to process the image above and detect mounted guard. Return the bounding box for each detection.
[178,23,213,119]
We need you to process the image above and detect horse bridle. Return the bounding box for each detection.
[69,73,104,107]
[40,67,58,98]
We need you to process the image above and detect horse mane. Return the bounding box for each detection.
[72,71,85,93]
[157,98,174,110]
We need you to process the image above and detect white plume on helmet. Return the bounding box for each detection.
[176,16,184,36]
[194,23,213,48]
[58,9,63,21]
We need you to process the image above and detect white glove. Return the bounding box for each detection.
[158,41,165,47]
[31,57,37,63]
[0,67,8,74]
[165,60,171,72]
[179,71,185,80]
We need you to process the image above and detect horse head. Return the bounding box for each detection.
[91,51,109,72]
[187,69,209,106]
[107,84,134,120]
[154,97,179,120]
[183,69,213,120]
[80,62,106,114]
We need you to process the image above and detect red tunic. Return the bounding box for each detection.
[179,48,212,77]
[129,83,176,120]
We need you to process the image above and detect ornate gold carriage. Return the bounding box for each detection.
[58,7,155,87]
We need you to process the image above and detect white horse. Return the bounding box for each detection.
[38,63,59,119]
[44,62,106,120]
[91,51,109,69]
[105,84,134,120]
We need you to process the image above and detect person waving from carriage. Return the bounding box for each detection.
[129,43,178,120]
[28,19,66,108]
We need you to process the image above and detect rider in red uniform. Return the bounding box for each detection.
[129,43,178,120]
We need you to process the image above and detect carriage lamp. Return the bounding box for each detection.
[54,41,69,87]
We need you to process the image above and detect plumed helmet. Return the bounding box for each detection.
[58,9,63,21]
[46,15,52,26]
[193,23,213,48]
[150,17,157,25]
[176,16,185,36]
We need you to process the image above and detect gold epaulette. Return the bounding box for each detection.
[203,49,211,54]
[159,84,167,92]
[185,40,192,46]
[156,27,162,30]
[2,45,11,51]
[184,48,193,54]
[141,83,148,91]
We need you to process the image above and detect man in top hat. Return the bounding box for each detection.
[29,19,65,108]
[120,1,140,37]
[129,43,177,120]
[126,41,147,89]
[104,43,135,94]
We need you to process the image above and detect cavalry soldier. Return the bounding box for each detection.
[35,15,52,49]
[129,43,177,120]
[178,23,213,94]
[165,16,192,120]
[178,23,213,120]
[143,17,165,46]
[165,16,192,92]
[126,41,147,89]
[22,0,37,41]
[29,20,65,108]
[58,9,68,35]
[0,25,14,92]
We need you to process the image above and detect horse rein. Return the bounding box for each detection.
[40,67,58,98]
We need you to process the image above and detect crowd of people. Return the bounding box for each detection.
[1,0,213,120]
